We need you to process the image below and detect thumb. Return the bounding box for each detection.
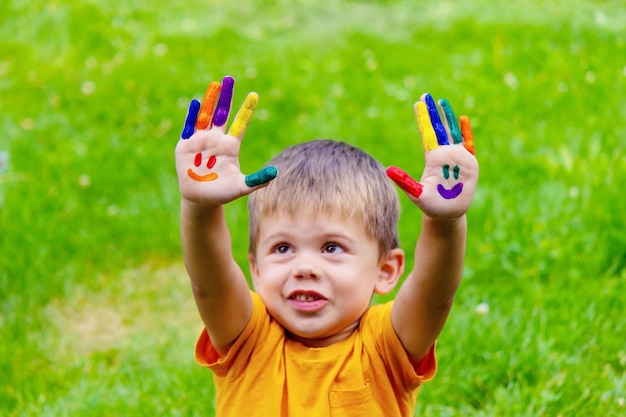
[386,166,423,199]
[245,166,278,188]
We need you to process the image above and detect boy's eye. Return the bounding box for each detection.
[274,244,292,254]
[323,243,344,254]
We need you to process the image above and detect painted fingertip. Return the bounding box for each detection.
[440,98,463,145]
[386,166,407,182]
[245,166,278,187]
[424,94,439,116]
[182,99,201,139]
[245,92,259,108]
[213,76,235,127]
[424,94,449,146]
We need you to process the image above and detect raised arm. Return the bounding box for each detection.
[175,76,277,353]
[386,93,478,361]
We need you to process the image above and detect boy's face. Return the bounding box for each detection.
[249,210,403,347]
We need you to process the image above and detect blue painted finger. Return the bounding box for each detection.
[245,166,278,187]
[425,94,449,146]
[439,98,463,145]
[181,99,201,139]
[213,76,234,127]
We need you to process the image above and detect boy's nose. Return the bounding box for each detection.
[292,258,321,280]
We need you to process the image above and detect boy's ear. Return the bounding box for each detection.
[374,248,405,295]
[248,253,260,288]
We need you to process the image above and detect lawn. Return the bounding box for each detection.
[1,0,625,415]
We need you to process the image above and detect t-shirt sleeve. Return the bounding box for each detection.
[194,291,270,379]
[364,301,437,390]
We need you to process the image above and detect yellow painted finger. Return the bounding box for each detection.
[228,92,259,137]
[196,81,221,129]
[416,101,439,153]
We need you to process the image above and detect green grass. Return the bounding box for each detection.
[1,0,625,415]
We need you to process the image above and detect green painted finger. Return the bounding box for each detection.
[245,166,278,187]
[440,98,463,145]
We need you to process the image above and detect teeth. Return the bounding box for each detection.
[293,294,320,301]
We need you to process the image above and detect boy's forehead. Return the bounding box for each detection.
[253,208,385,257]
[255,207,374,238]
[259,207,364,225]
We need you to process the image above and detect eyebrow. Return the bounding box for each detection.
[261,230,356,247]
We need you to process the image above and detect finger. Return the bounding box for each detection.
[228,92,259,137]
[196,81,221,130]
[460,116,476,155]
[181,99,201,139]
[424,94,449,146]
[212,75,234,127]
[386,166,423,199]
[439,98,463,145]
[245,166,278,188]
[416,101,439,153]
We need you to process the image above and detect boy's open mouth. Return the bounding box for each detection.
[290,294,322,301]
[287,291,328,312]
[288,291,326,301]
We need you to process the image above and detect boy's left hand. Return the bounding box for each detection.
[387,93,479,219]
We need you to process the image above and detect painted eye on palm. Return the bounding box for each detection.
[187,152,218,182]
[437,163,463,200]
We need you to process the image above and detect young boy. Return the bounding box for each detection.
[175,76,478,416]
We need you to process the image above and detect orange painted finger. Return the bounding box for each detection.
[460,116,475,155]
[195,81,221,129]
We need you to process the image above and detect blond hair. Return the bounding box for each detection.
[248,140,400,256]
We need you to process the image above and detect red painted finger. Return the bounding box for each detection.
[386,166,423,199]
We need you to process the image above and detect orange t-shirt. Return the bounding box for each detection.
[195,292,436,416]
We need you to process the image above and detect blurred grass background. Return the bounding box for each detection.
[1,0,625,415]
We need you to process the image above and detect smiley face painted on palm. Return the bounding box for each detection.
[188,152,218,182]
[423,144,476,206]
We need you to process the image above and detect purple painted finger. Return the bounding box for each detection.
[181,99,201,139]
[212,76,234,127]
[425,94,449,146]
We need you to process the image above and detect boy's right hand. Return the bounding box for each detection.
[175,76,277,207]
